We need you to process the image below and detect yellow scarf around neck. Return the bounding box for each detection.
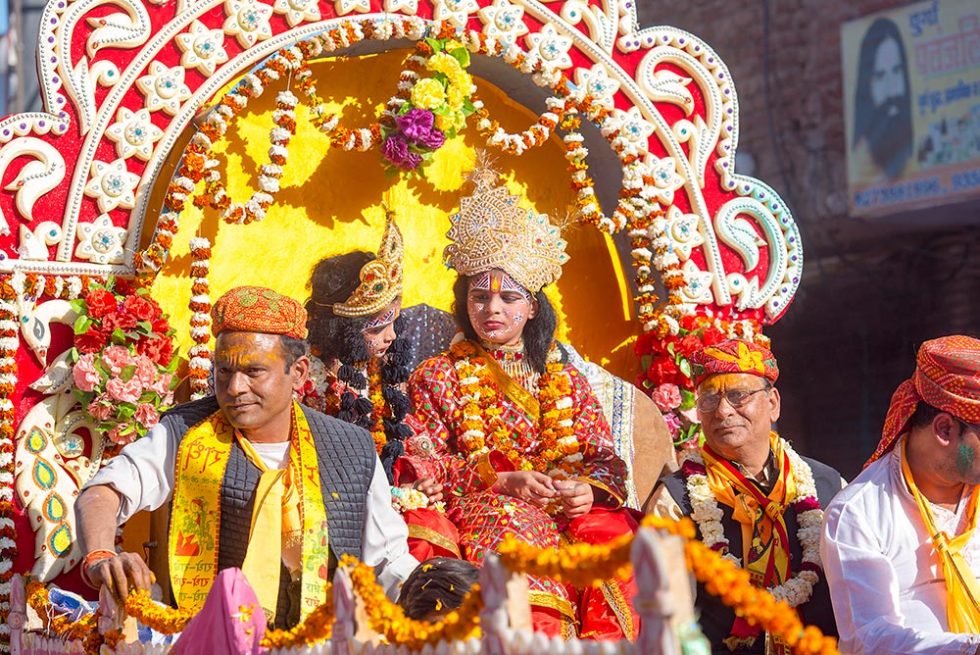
[900,439,980,633]
[169,402,329,623]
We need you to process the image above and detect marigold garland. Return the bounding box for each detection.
[496,530,634,587]
[0,277,18,652]
[342,554,481,649]
[367,359,386,455]
[450,341,580,476]
[188,237,213,400]
[25,579,101,651]
[124,588,196,634]
[642,516,839,655]
[260,591,334,649]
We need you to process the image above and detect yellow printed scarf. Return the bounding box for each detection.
[701,433,797,589]
[169,402,329,622]
[900,439,980,633]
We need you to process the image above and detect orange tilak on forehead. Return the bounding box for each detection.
[698,373,767,393]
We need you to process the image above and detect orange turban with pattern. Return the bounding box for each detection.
[690,339,779,387]
[212,286,308,340]
[865,335,980,467]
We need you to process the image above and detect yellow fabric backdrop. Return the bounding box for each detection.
[145,50,639,376]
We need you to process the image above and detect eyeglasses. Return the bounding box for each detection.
[695,387,769,413]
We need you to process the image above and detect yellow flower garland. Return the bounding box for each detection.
[450,341,580,476]
[25,579,102,651]
[641,516,839,655]
[342,555,482,649]
[496,531,634,587]
[21,516,836,655]
[367,359,387,455]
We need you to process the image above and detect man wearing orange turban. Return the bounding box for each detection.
[77,286,418,628]
[649,338,842,654]
[822,335,980,654]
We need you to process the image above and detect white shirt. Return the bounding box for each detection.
[85,420,418,597]
[821,440,980,655]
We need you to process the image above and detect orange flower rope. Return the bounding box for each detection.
[25,580,101,650]
[342,555,481,649]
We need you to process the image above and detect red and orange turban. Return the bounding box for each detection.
[866,335,980,467]
[690,338,779,387]
[212,286,308,340]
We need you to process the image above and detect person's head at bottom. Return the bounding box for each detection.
[397,558,479,621]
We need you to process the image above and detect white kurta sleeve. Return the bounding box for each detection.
[360,456,419,599]
[83,421,178,524]
[821,498,980,655]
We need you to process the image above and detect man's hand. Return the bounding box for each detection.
[555,480,593,519]
[494,471,558,507]
[404,477,444,502]
[86,552,154,601]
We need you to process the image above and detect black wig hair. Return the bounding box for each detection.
[396,557,479,621]
[452,274,557,374]
[306,251,412,481]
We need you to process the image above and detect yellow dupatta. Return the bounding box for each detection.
[169,402,329,622]
[900,439,980,633]
[475,342,539,421]
[701,433,796,588]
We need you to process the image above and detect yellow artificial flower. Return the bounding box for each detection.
[427,51,463,78]
[411,78,447,110]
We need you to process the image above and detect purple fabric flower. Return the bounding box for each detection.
[396,108,434,140]
[382,135,422,170]
[396,108,446,150]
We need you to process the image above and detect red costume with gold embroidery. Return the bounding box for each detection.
[396,341,639,640]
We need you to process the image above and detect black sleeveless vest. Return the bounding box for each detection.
[660,454,842,654]
[162,397,377,627]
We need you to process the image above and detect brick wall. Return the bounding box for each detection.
[637,0,979,477]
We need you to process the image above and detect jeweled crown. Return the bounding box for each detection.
[443,166,569,293]
[333,208,404,318]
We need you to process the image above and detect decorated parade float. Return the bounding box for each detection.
[0,0,828,652]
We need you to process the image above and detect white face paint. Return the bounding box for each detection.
[361,299,400,359]
[466,270,537,347]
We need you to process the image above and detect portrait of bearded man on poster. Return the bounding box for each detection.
[852,17,914,180]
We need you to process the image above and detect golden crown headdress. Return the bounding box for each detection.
[333,207,404,318]
[443,165,569,293]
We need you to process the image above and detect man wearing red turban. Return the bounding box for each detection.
[822,335,980,654]
[77,286,418,628]
[649,339,842,654]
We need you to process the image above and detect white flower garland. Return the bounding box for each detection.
[681,439,823,608]
[188,237,212,400]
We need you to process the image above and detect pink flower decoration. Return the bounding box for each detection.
[663,410,682,439]
[107,422,136,446]
[151,372,174,397]
[134,355,157,387]
[652,383,683,412]
[72,354,101,393]
[102,345,135,376]
[87,395,115,421]
[107,376,142,404]
[134,403,160,429]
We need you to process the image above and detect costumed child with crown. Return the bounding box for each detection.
[393,166,641,640]
[302,210,416,482]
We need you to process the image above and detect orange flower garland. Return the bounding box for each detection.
[450,341,580,476]
[188,237,212,400]
[0,277,18,649]
[496,530,635,587]
[642,516,839,655]
[342,555,482,649]
[25,579,101,650]
[260,591,334,649]
[124,588,196,634]
[367,359,386,455]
